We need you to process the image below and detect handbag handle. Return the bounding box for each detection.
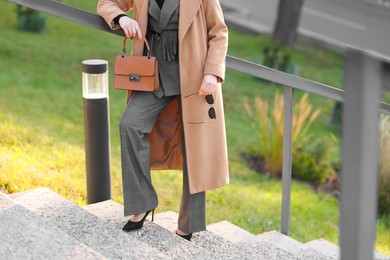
[122,36,151,58]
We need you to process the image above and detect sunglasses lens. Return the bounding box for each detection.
[205,94,214,104]
[208,107,216,119]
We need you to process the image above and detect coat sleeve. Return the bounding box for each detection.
[97,0,134,30]
[202,0,228,83]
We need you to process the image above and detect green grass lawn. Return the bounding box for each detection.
[0,0,389,255]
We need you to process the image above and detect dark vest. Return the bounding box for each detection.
[146,0,180,98]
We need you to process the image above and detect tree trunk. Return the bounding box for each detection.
[273,0,305,47]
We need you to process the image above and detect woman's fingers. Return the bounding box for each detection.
[203,83,214,95]
[119,16,142,39]
[199,80,208,96]
[128,24,140,38]
[198,74,218,96]
[126,28,133,38]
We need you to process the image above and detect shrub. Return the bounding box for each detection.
[292,153,326,184]
[261,38,293,73]
[379,115,390,216]
[244,92,321,177]
[379,186,390,216]
[16,6,46,32]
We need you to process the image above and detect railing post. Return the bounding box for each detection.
[281,86,294,235]
[82,60,111,204]
[340,49,382,260]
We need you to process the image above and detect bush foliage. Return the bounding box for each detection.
[379,115,390,217]
[292,153,326,184]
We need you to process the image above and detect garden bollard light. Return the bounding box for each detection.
[82,59,111,204]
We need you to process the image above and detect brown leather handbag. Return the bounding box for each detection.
[114,37,159,91]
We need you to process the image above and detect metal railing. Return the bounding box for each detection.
[7,0,390,259]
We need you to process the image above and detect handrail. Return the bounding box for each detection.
[6,1,389,258]
[227,56,344,102]
[227,56,390,114]
[8,0,124,36]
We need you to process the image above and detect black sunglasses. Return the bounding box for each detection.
[205,94,214,105]
[183,93,217,123]
[205,94,216,120]
[208,107,216,120]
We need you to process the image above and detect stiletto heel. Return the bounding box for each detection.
[122,209,155,232]
[176,231,193,241]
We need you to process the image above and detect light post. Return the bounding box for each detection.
[82,59,111,204]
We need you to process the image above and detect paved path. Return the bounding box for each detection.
[220,0,390,60]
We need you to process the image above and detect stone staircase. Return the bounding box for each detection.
[1,188,389,260]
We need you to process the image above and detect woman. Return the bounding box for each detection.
[97,0,229,240]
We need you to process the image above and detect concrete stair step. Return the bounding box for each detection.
[83,200,215,259]
[7,189,35,200]
[255,230,332,260]
[0,192,107,260]
[85,201,278,259]
[82,199,126,228]
[9,188,388,259]
[206,220,256,243]
[11,188,168,259]
[305,239,390,260]
[151,210,303,260]
[305,239,339,259]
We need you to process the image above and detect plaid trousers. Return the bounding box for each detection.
[119,91,206,233]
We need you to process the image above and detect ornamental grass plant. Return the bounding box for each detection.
[244,92,321,177]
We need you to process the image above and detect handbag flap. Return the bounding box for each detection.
[115,55,157,76]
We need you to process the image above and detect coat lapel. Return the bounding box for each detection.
[137,0,202,42]
[159,0,180,31]
[148,0,161,25]
[179,0,202,42]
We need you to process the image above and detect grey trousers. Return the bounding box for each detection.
[119,91,206,233]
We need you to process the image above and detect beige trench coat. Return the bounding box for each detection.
[98,0,229,194]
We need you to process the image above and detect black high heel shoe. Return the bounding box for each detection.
[176,231,193,241]
[122,209,155,232]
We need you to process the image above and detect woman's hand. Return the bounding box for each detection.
[198,74,218,96]
[119,16,142,39]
